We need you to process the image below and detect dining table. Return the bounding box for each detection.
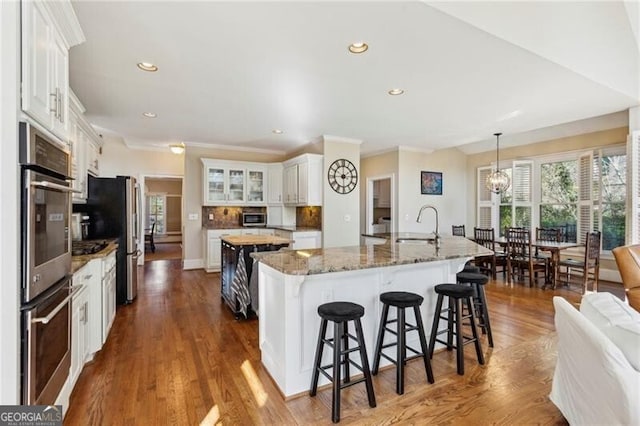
[491,237,582,289]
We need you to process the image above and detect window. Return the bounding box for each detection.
[600,152,626,250]
[539,160,578,242]
[147,194,166,234]
[477,145,627,251]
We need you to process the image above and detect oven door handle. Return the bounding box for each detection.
[31,285,83,325]
[31,180,82,194]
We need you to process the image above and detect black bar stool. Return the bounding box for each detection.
[310,301,376,423]
[371,291,434,394]
[456,271,494,348]
[429,284,485,375]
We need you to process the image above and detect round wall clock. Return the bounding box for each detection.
[327,158,358,194]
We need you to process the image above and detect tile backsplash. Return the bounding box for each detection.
[202,206,266,228]
[296,206,322,229]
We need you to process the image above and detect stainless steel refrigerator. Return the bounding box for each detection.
[86,175,140,304]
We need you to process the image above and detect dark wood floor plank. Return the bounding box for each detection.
[63,259,624,425]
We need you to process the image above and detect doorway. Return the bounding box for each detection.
[140,176,183,262]
[366,174,395,234]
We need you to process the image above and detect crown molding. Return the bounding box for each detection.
[43,1,85,48]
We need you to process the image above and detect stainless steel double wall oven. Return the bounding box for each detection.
[19,122,78,405]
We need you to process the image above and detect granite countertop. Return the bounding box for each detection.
[252,235,491,276]
[71,239,119,274]
[221,235,292,246]
[202,225,321,232]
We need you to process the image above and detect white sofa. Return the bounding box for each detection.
[551,293,640,425]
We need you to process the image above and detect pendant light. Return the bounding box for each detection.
[485,132,510,194]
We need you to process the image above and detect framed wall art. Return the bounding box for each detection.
[421,171,442,195]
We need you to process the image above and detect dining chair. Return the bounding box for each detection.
[505,228,548,287]
[472,227,506,279]
[145,222,156,253]
[452,225,466,237]
[611,244,640,312]
[557,231,601,294]
[535,227,561,260]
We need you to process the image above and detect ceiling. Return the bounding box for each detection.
[69,1,639,156]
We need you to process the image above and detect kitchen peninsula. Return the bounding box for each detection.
[254,234,492,398]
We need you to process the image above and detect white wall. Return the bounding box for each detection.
[0,0,21,403]
[322,137,361,248]
[397,148,468,235]
[99,136,184,178]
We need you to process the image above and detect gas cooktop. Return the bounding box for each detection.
[72,240,109,256]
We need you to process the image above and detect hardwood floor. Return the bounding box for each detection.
[63,260,623,425]
[144,242,182,262]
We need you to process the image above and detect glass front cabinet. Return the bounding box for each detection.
[202,159,266,205]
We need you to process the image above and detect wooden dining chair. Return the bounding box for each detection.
[505,228,548,287]
[473,227,506,279]
[452,225,466,237]
[535,227,561,259]
[557,231,601,294]
[145,222,156,253]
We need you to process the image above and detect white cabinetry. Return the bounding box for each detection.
[273,229,322,249]
[102,251,116,343]
[282,154,323,206]
[69,90,102,202]
[202,159,268,206]
[373,179,391,208]
[70,272,89,389]
[21,0,83,142]
[205,229,242,272]
[267,163,283,204]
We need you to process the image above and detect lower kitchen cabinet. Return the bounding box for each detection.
[102,251,116,343]
[70,279,89,390]
[205,229,242,272]
[273,229,322,249]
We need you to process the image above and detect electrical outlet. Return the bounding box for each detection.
[405,214,409,221]
[208,213,214,220]
[344,214,351,222]
[188,213,198,221]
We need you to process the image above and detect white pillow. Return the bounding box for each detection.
[603,321,640,372]
[580,292,640,371]
[581,292,640,328]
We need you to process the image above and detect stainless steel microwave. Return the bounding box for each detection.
[242,212,266,227]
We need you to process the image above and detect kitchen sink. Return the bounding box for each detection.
[396,237,435,244]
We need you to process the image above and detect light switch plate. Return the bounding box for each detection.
[188,213,198,221]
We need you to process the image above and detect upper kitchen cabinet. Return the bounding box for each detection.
[282,154,323,206]
[69,90,102,202]
[267,163,283,204]
[21,0,85,142]
[202,159,267,206]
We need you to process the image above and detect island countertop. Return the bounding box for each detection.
[252,234,491,276]
[220,235,292,246]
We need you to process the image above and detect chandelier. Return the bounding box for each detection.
[485,132,510,194]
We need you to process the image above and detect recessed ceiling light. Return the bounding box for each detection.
[137,62,158,72]
[348,42,368,54]
[272,129,283,134]
[388,88,405,96]
[142,112,157,118]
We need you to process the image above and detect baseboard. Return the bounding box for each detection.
[183,258,203,270]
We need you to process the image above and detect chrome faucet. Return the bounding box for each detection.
[416,205,440,248]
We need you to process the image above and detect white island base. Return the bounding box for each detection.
[258,256,470,398]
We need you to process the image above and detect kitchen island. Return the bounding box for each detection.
[220,235,291,318]
[253,234,492,398]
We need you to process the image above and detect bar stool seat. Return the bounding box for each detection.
[456,271,493,348]
[310,301,376,423]
[372,291,434,395]
[429,284,484,375]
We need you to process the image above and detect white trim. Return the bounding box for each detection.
[322,135,362,145]
[183,258,204,270]
[599,268,622,283]
[41,0,85,47]
[185,140,286,155]
[398,145,434,154]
